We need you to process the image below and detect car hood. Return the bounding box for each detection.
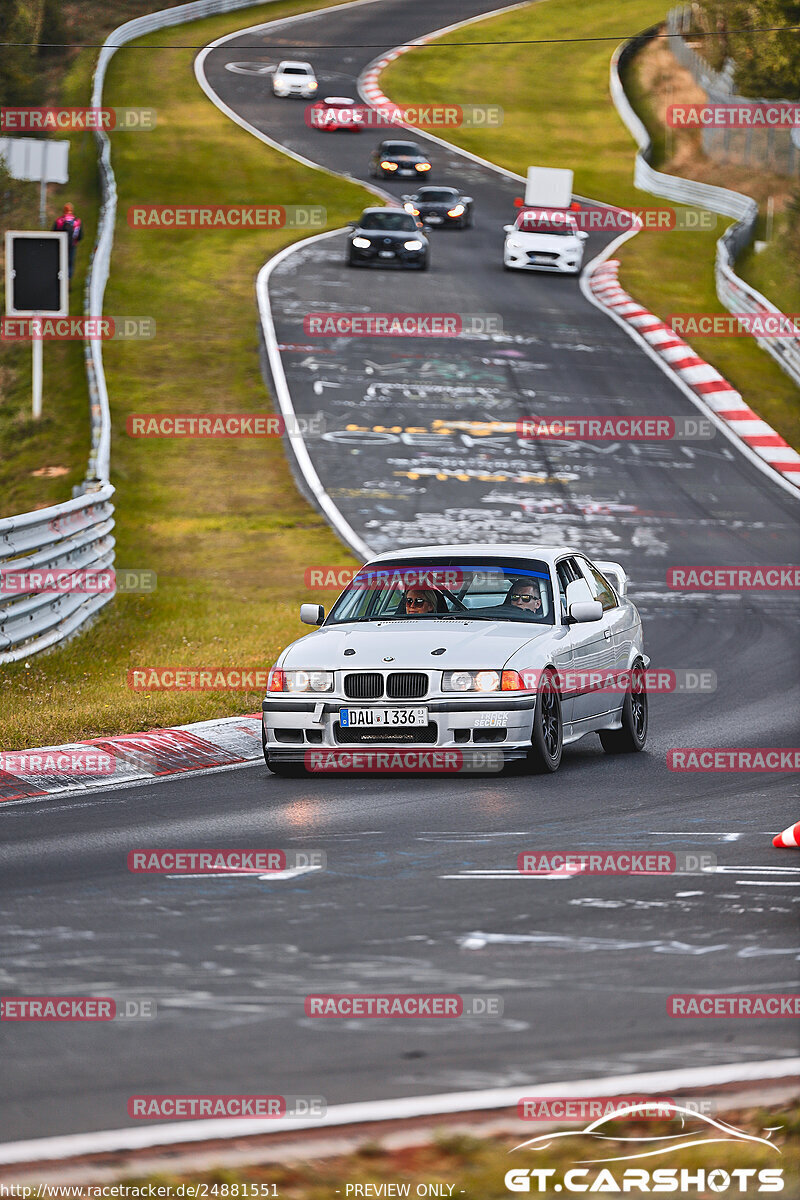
[279,620,554,670]
[508,230,581,251]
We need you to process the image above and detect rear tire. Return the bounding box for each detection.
[526,669,563,773]
[599,661,648,754]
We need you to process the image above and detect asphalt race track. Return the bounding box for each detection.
[1,0,799,1147]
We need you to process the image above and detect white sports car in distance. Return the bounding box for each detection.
[262,544,648,776]
[503,211,588,274]
[272,60,318,98]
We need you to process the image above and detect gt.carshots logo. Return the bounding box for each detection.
[505,1104,784,1192]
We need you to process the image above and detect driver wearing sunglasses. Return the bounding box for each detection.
[404,588,437,615]
[506,579,543,615]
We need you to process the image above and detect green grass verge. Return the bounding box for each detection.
[381,0,800,450]
[52,1104,800,1198]
[1,0,373,750]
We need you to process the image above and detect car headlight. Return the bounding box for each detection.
[307,81,318,90]
[352,236,371,249]
[507,238,524,250]
[403,239,424,251]
[443,669,500,692]
[415,162,431,171]
[447,204,465,217]
[268,668,333,693]
[380,161,398,171]
[404,204,420,215]
[443,669,527,692]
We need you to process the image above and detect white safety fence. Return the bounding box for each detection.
[2,0,269,664]
[610,29,800,389]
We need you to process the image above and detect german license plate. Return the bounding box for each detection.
[340,707,428,727]
[425,215,442,223]
[378,250,395,258]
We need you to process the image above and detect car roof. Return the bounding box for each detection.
[360,206,415,215]
[381,140,420,148]
[418,185,457,193]
[363,544,580,565]
[277,60,313,69]
[323,95,355,104]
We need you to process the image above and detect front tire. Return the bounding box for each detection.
[600,661,648,754]
[527,670,562,773]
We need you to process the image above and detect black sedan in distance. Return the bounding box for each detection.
[369,139,432,179]
[402,186,474,228]
[346,208,430,270]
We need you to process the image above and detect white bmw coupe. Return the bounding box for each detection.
[262,544,649,775]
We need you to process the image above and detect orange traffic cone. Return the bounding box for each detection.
[773,821,800,848]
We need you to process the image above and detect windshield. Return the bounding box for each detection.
[359,212,419,232]
[382,143,421,156]
[417,190,457,202]
[280,66,312,75]
[516,214,577,235]
[326,559,555,625]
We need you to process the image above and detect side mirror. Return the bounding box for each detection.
[401,194,412,201]
[577,230,589,241]
[564,578,596,623]
[300,603,324,626]
[569,600,603,623]
[462,196,473,204]
[503,224,514,233]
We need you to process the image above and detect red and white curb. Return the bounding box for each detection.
[0,714,263,804]
[588,260,800,489]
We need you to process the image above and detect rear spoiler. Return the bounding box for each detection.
[595,560,628,598]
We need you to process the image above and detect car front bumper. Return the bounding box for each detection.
[262,696,537,764]
[348,244,427,267]
[504,246,583,272]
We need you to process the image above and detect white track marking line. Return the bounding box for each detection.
[1,1061,798,1164]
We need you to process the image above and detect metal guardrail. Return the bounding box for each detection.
[2,0,269,664]
[610,29,800,389]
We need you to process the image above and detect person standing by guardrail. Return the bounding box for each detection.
[52,202,83,282]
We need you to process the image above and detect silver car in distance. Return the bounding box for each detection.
[262,544,649,776]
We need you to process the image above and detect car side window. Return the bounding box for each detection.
[578,559,618,611]
[555,558,581,621]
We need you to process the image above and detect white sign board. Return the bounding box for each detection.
[0,137,69,184]
[525,166,574,208]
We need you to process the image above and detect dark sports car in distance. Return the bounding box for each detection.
[402,186,474,228]
[369,140,432,179]
[347,208,429,270]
